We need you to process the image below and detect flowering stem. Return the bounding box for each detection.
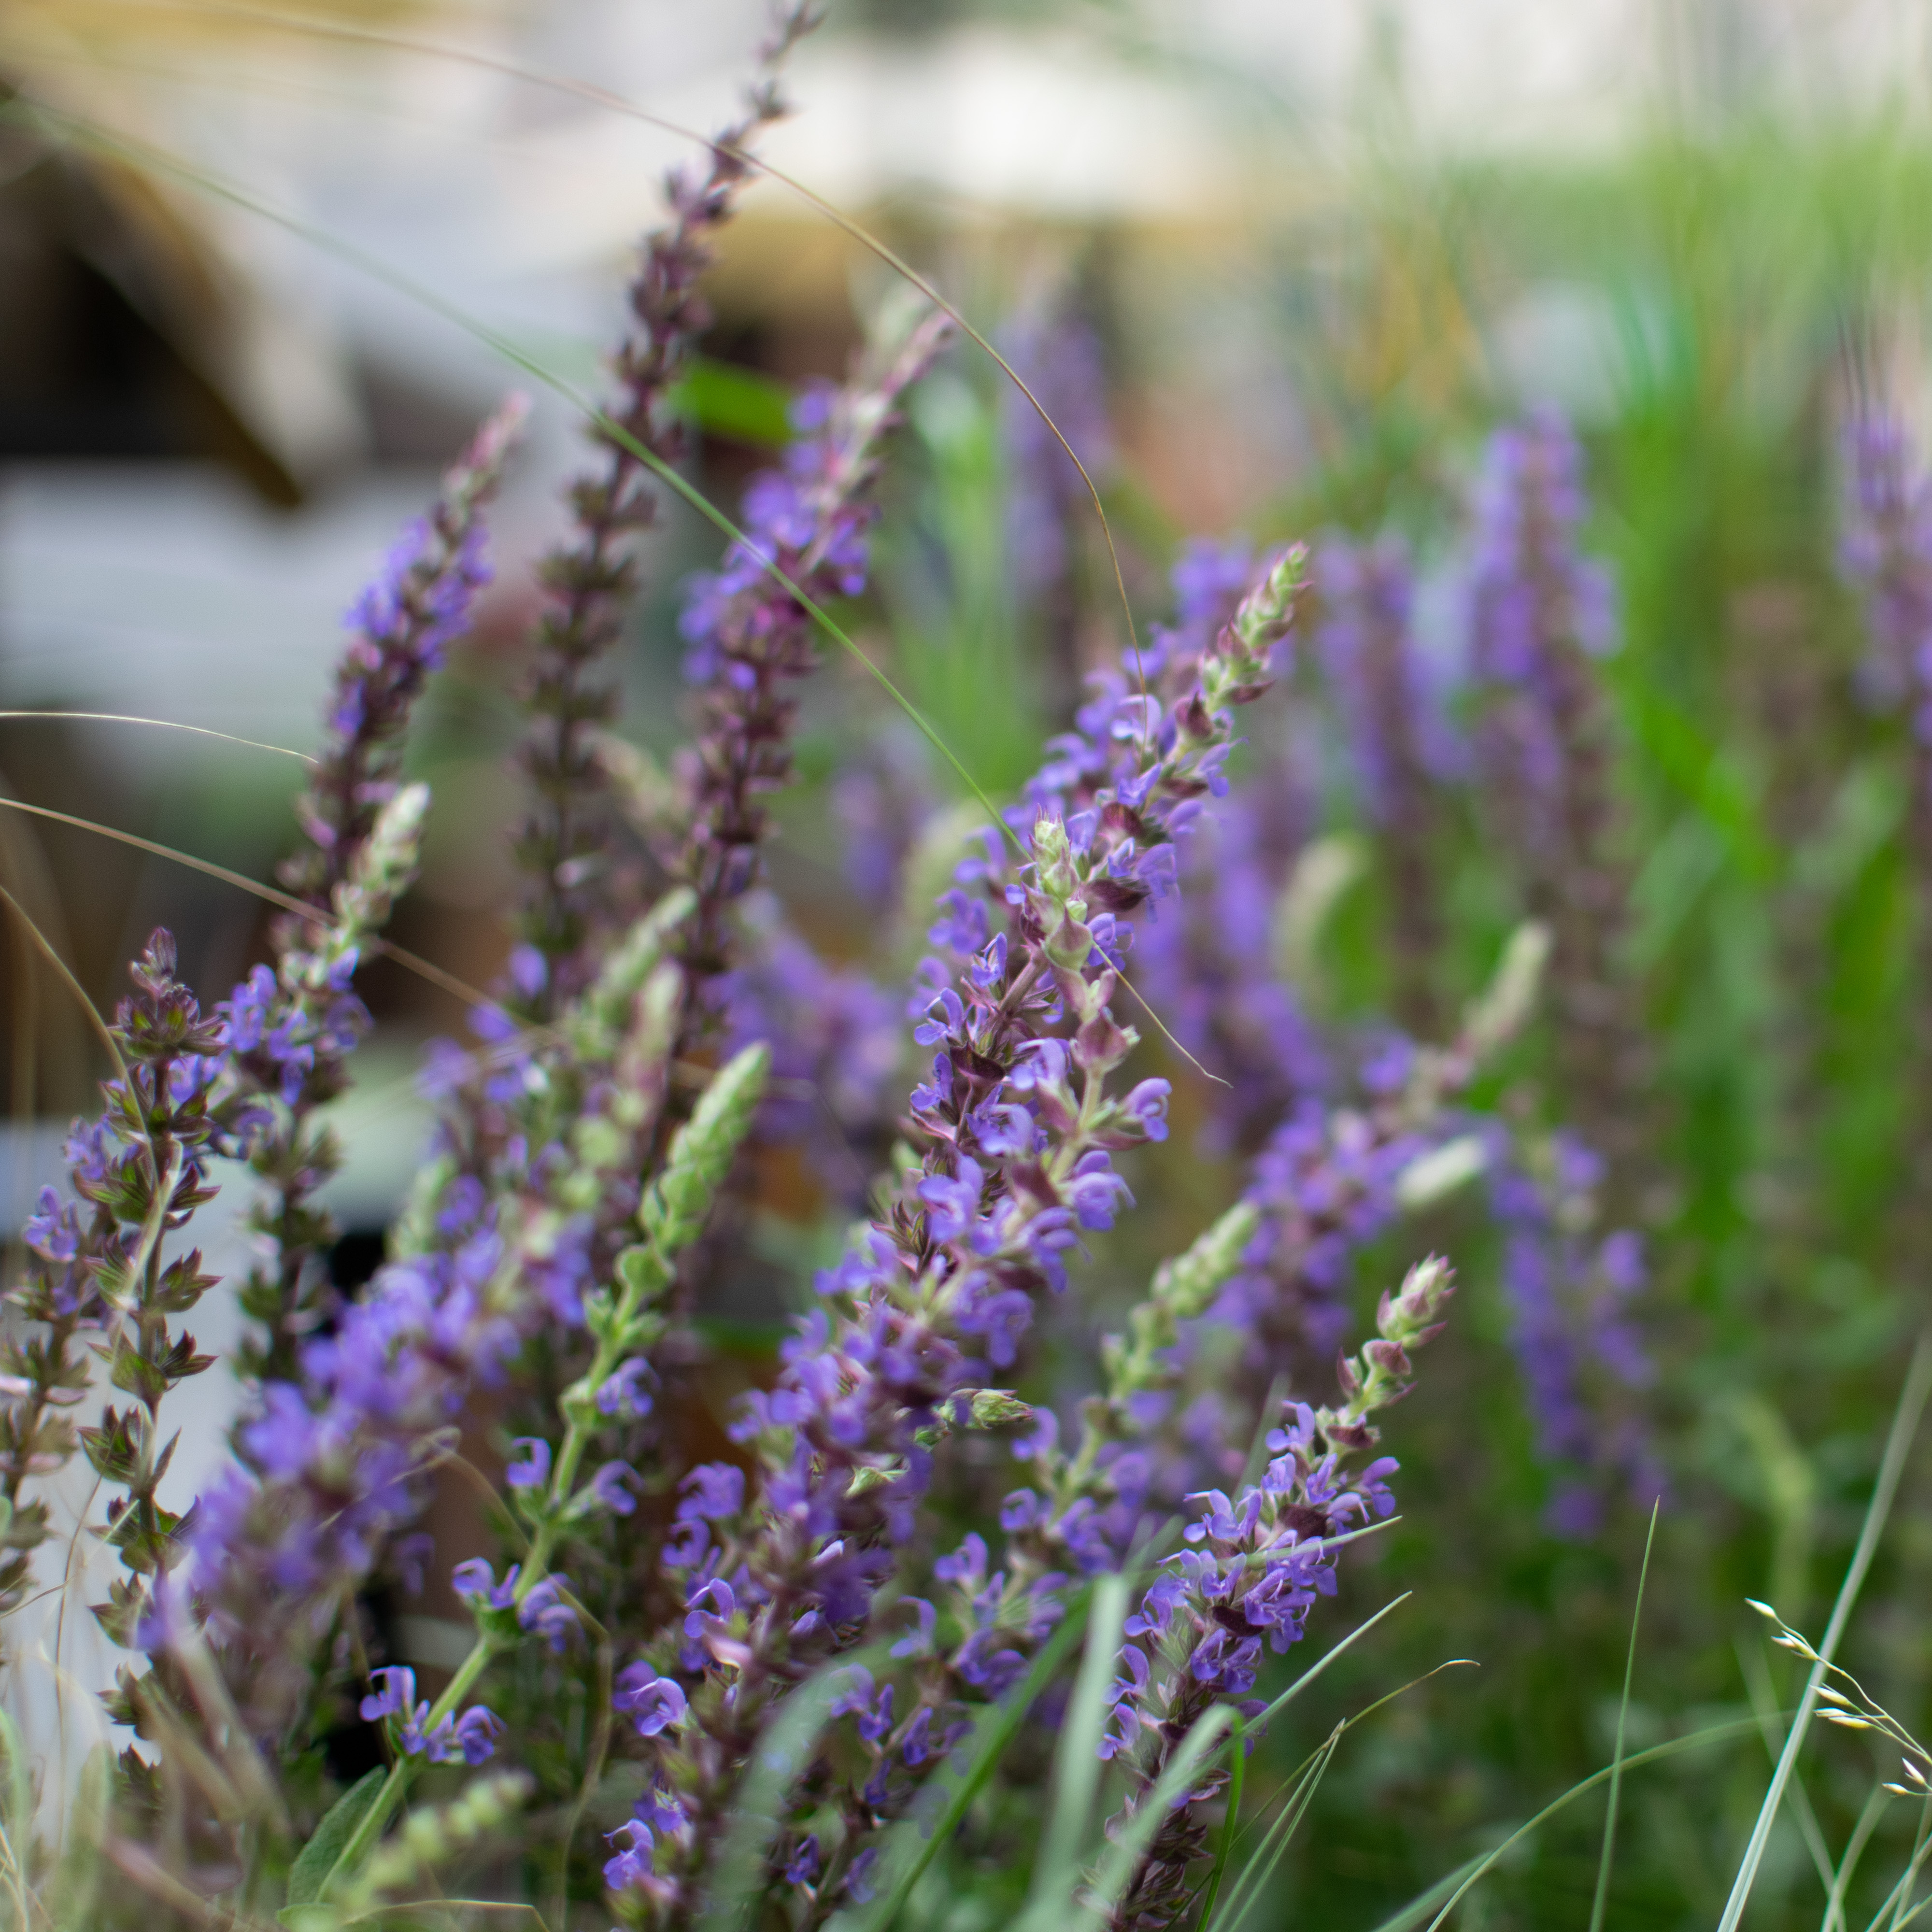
[322,1042,768,1896]
[625,551,1307,1924]
[511,7,818,1009]
[233,402,522,1384]
[606,393,1015,848]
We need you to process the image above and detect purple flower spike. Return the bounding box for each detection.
[634,545,1307,1916]
[1842,412,1932,715]
[226,398,525,1389]
[1316,534,1459,1032]
[517,1575,581,1652]
[1490,1126,1658,1534]
[1465,409,1642,1165]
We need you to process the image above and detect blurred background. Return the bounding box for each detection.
[10,0,1932,1922]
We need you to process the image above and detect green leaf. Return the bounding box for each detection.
[841,1594,1092,1932]
[49,1744,113,1932]
[695,1645,890,1932]
[1080,1705,1234,1928]
[675,357,796,448]
[286,1767,388,1908]
[1026,1573,1130,1911]
[278,1906,341,1932]
[0,1705,32,1853]
[1204,1730,1338,1932]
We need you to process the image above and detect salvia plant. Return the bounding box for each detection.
[14,11,1932,1932]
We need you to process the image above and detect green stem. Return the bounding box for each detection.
[1198,1717,1247,1929]
[1588,1500,1660,1932]
[323,1636,497,1894]
[319,1213,665,1899]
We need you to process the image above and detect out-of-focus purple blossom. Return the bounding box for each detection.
[604,1819,655,1895]
[999,296,1114,607]
[1122,540,1326,1150]
[289,400,523,911]
[782,1834,821,1888]
[1465,409,1639,1171]
[1489,1126,1661,1535]
[1319,535,1461,824]
[1216,1095,1434,1385]
[668,312,955,1063]
[517,1574,582,1651]
[832,737,937,912]
[1841,412,1932,720]
[717,892,902,1198]
[1134,790,1326,1154]
[505,1438,552,1491]
[590,1460,639,1517]
[615,1662,689,1738]
[226,402,523,1391]
[1317,534,1461,1032]
[845,1847,880,1904]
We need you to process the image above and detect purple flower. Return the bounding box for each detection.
[359,1667,500,1765]
[677,1463,745,1523]
[589,1461,638,1517]
[1842,412,1932,716]
[1490,1128,1657,1533]
[614,1663,689,1739]
[999,297,1115,603]
[517,1575,580,1652]
[505,1438,552,1491]
[604,1819,655,1893]
[444,1706,504,1765]
[597,1357,655,1420]
[845,1847,880,1905]
[889,1597,937,1659]
[452,1558,515,1610]
[359,1664,419,1726]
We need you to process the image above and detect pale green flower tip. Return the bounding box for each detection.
[1031,816,1070,867]
[1210,1197,1262,1250]
[1395,1135,1489,1212]
[583,888,699,1025]
[1466,919,1552,1056]
[1393,1253,1455,1322]
[703,1039,773,1123]
[366,782,432,868]
[969,1389,1033,1428]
